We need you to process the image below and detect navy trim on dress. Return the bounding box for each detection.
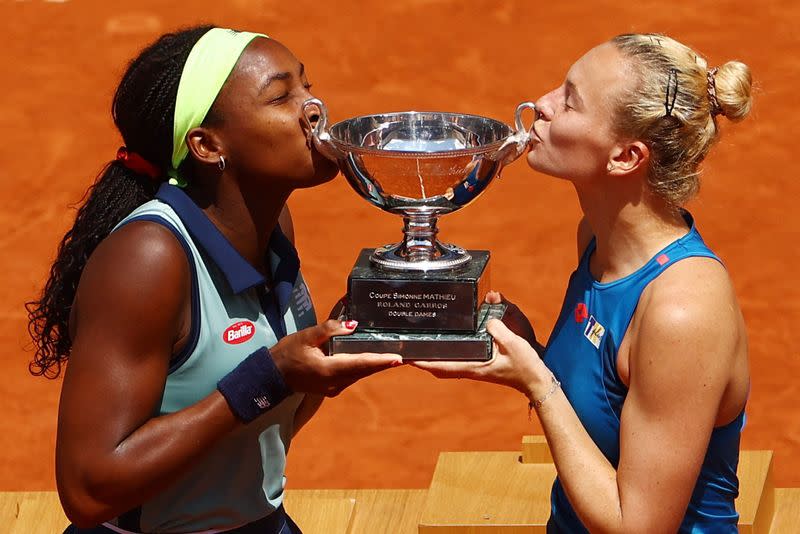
[116,215,201,374]
[257,286,287,340]
[154,183,301,298]
[155,183,265,294]
[267,225,300,318]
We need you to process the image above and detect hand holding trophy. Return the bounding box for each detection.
[303,98,535,360]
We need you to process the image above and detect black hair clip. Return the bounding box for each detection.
[664,68,679,117]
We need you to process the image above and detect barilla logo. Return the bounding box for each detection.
[223,321,255,344]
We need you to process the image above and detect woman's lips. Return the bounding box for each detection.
[529,121,543,145]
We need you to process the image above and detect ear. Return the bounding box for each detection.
[607,141,649,176]
[185,126,224,168]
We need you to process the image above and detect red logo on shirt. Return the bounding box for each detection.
[574,303,589,323]
[223,321,256,344]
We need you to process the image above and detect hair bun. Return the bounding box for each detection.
[713,61,752,122]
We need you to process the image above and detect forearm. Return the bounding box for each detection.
[535,389,626,533]
[59,391,241,526]
[293,394,324,436]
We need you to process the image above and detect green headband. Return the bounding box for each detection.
[169,27,267,186]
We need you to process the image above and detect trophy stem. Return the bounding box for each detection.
[401,212,439,262]
[369,210,471,271]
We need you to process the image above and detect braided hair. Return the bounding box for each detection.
[26,25,214,378]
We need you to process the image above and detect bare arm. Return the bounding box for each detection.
[414,258,746,533]
[538,259,742,532]
[280,204,326,434]
[58,220,400,527]
[58,222,242,527]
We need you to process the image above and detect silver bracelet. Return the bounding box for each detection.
[529,375,561,413]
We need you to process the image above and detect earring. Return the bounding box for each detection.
[218,156,227,171]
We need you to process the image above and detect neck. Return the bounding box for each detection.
[188,175,291,274]
[576,176,689,283]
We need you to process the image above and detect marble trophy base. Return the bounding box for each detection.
[330,302,506,360]
[329,248,505,361]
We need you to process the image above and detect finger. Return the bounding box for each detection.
[484,290,502,305]
[410,360,487,379]
[486,318,519,348]
[324,352,403,376]
[306,319,359,345]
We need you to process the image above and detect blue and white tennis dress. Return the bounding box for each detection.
[101,183,317,533]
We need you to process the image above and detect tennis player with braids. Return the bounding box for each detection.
[415,34,753,532]
[27,26,402,533]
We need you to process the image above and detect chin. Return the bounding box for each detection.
[315,158,340,183]
[525,150,549,174]
[296,161,339,189]
[525,152,569,181]
[315,150,339,175]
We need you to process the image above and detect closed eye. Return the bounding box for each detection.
[268,92,290,104]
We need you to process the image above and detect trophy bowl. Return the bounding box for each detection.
[303,98,535,272]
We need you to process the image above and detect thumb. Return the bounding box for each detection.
[484,290,503,305]
[486,318,518,349]
[306,319,359,346]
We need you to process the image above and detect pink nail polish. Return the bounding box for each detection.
[343,320,358,330]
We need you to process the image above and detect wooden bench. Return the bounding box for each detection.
[2,438,797,533]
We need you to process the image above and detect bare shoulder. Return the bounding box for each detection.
[644,256,738,317]
[634,256,743,375]
[80,220,190,293]
[279,204,295,244]
[72,220,191,339]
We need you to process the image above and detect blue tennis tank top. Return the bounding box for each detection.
[543,213,744,533]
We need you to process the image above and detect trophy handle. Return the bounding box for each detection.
[488,101,537,165]
[302,98,345,161]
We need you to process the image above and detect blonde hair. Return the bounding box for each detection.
[611,34,752,208]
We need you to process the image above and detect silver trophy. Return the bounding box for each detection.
[303,98,535,360]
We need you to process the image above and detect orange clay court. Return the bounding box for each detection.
[1,0,798,500]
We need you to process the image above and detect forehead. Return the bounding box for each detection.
[227,37,301,88]
[568,42,631,108]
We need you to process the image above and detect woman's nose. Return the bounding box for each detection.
[301,99,322,130]
[535,91,557,121]
[535,99,552,121]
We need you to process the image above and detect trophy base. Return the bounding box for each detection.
[329,303,506,361]
[370,241,471,272]
[347,248,490,333]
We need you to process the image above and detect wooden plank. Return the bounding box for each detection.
[419,451,556,533]
[0,458,795,534]
[346,489,428,534]
[283,493,356,534]
[520,436,552,464]
[0,490,425,534]
[287,489,427,534]
[769,488,800,533]
[736,450,775,533]
[0,491,69,533]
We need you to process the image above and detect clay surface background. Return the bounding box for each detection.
[1,0,798,491]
